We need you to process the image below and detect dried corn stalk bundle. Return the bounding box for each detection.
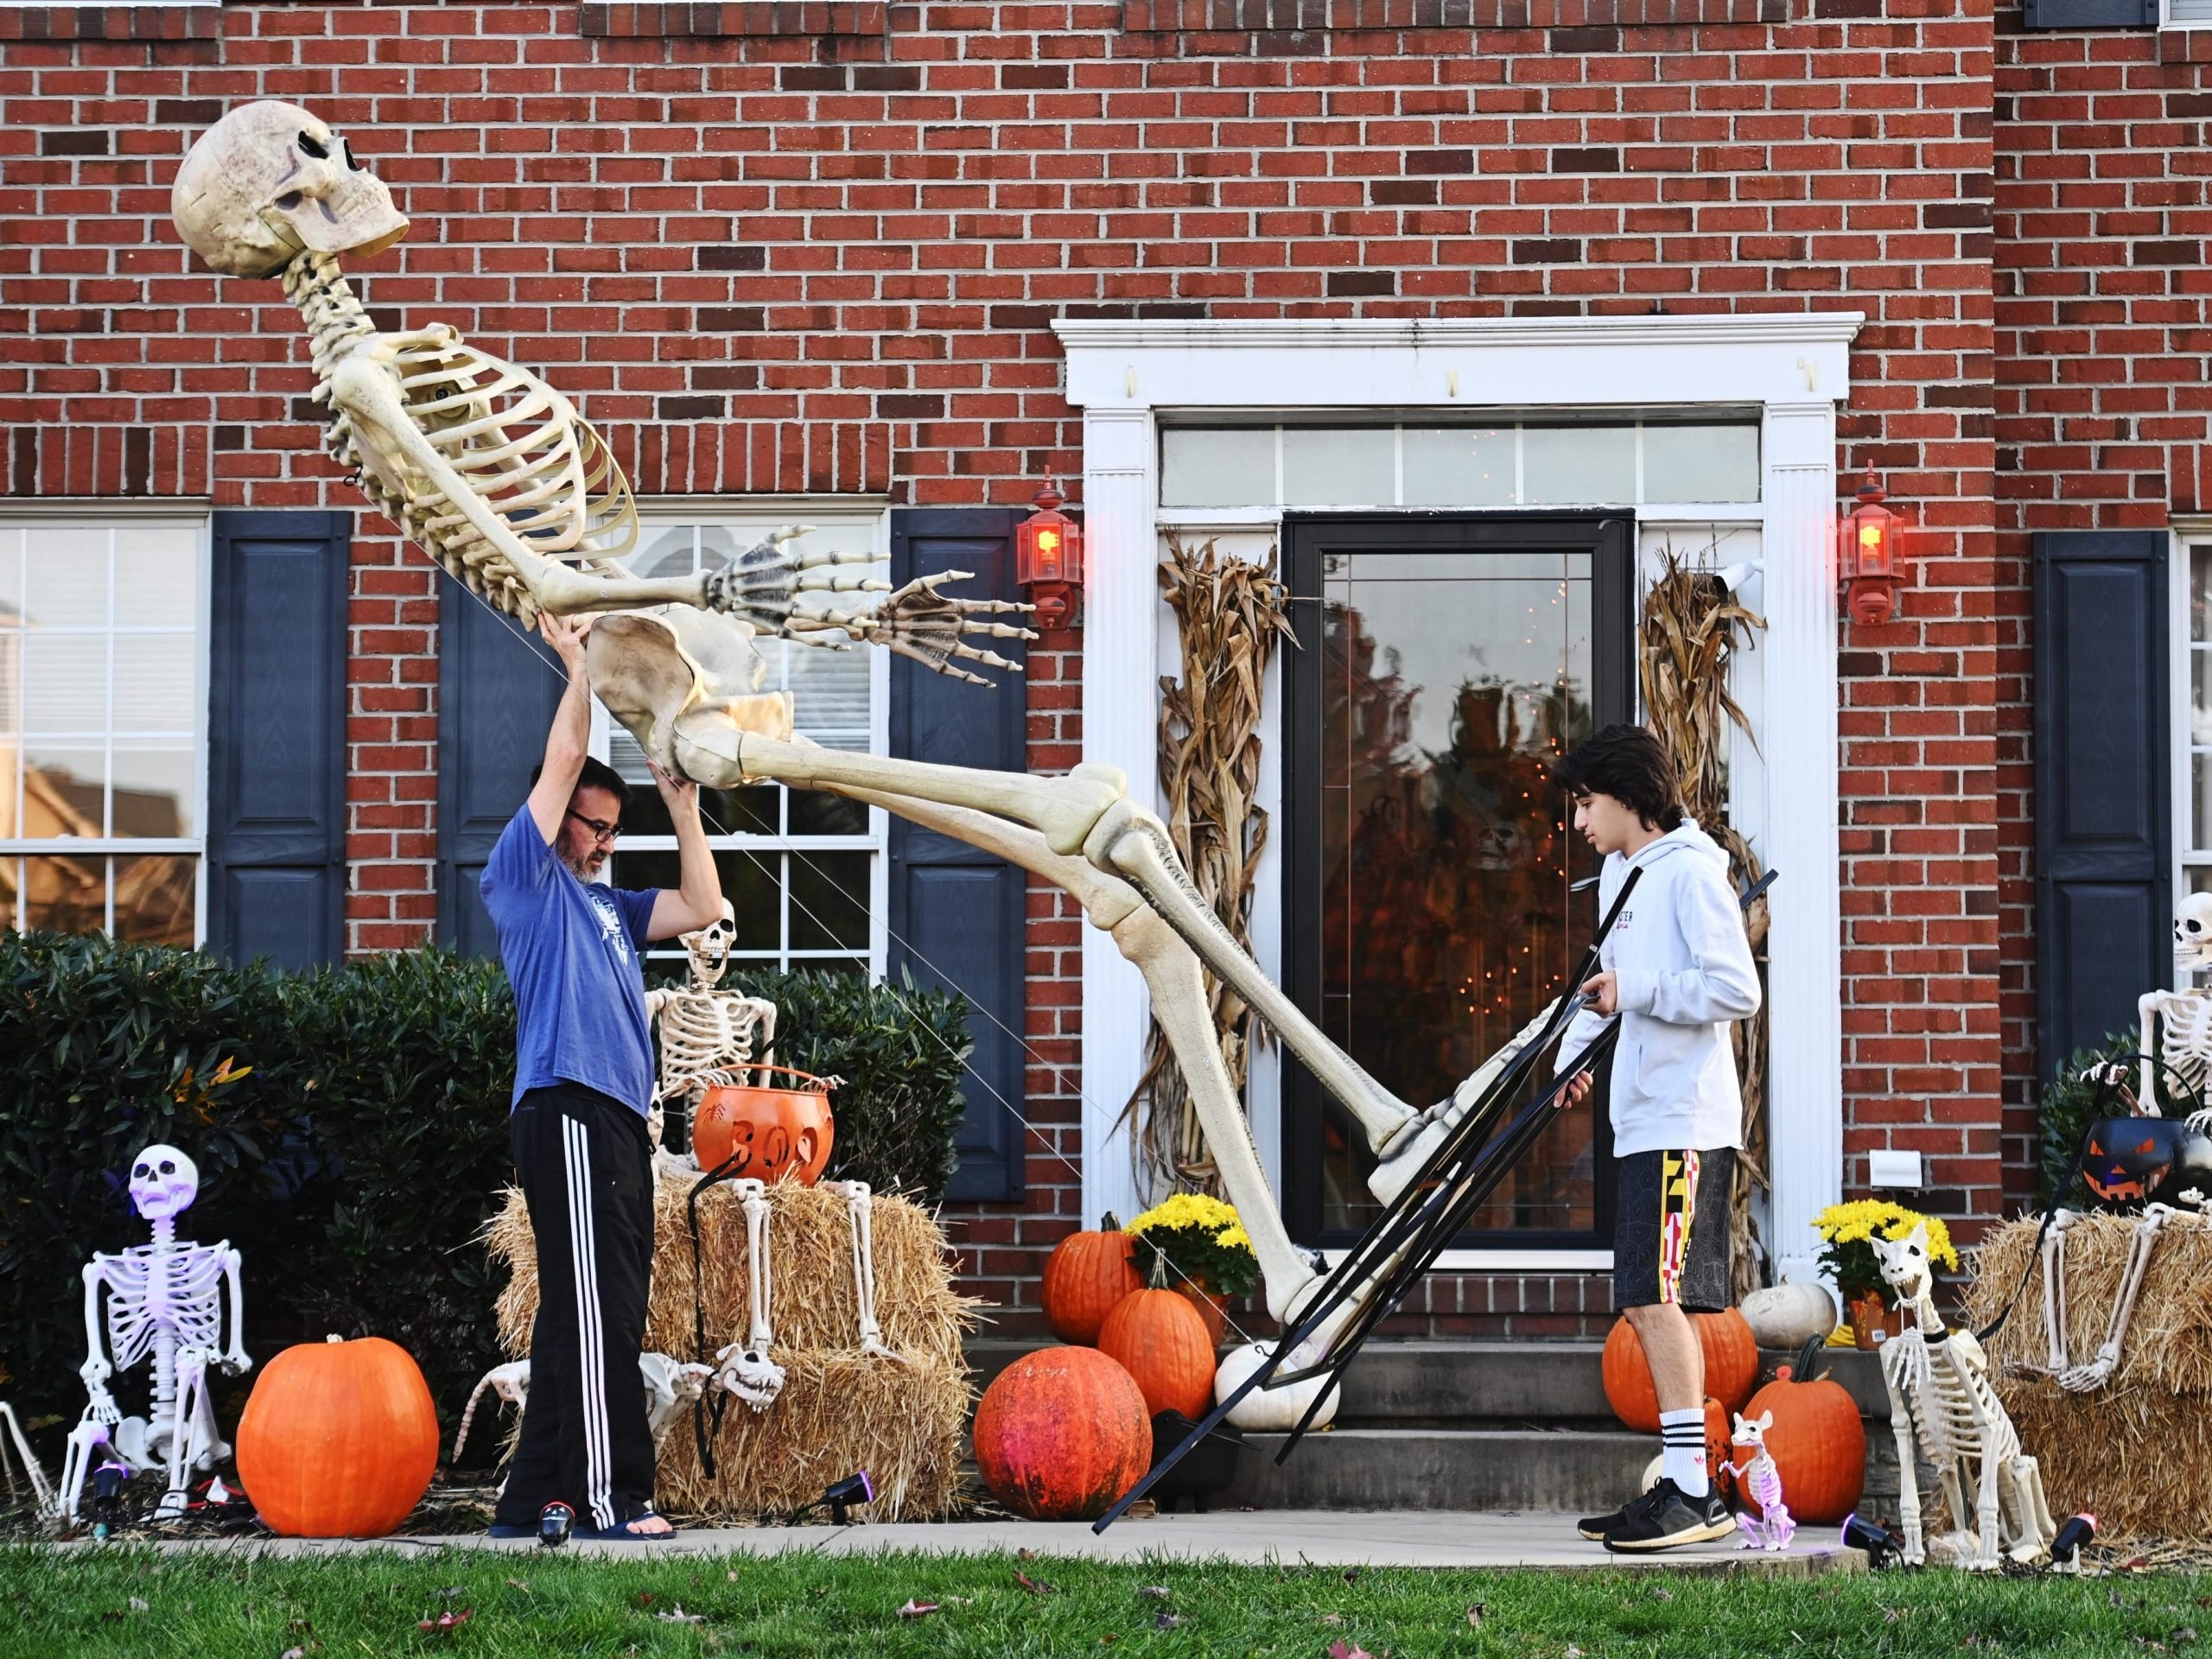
[1638,547,1771,1300]
[486,1179,979,1520]
[1127,535,1295,1198]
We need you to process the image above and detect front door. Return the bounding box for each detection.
[1283,513,1634,1250]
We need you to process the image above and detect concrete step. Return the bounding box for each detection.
[1224,1427,1654,1513]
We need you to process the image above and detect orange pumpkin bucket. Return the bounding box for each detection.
[692,1066,836,1185]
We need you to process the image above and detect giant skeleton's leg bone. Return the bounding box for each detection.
[684,731,1434,1166]
[452,1359,531,1463]
[837,1182,906,1363]
[2039,1207,2078,1376]
[715,1179,785,1410]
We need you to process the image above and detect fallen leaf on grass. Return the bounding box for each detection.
[128,1599,148,1612]
[1155,1611,1182,1630]
[2172,1630,2199,1645]
[1139,1586,1173,1601]
[1019,1547,1038,1560]
[505,1579,529,1592]
[898,1600,938,1619]
[654,1605,706,1624]
[1343,1568,1362,1585]
[1325,1640,1372,1659]
[634,1592,656,1606]
[1567,1648,1586,1658]
[1321,1612,1345,1626]
[1652,1588,1675,1604]
[1467,1603,1487,1628]
[435,1586,465,1600]
[1014,1568,1058,1595]
[282,1649,306,1659]
[416,1609,474,1636]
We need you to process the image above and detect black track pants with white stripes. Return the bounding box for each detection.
[493,1082,658,1533]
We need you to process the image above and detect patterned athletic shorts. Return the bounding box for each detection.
[1612,1147,1735,1313]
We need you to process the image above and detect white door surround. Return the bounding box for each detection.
[1056,315,1861,1286]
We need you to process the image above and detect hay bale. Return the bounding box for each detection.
[485,1177,980,1521]
[1964,1212,2212,1541]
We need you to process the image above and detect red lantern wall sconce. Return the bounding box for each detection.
[1016,479,1084,631]
[1837,466,1904,626]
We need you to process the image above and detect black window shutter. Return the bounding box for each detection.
[2034,530,2171,1079]
[206,510,351,969]
[436,583,564,955]
[887,508,1029,1202]
[2020,0,2155,27]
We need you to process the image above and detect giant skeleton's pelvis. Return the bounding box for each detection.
[2082,1116,2212,1208]
[585,611,795,773]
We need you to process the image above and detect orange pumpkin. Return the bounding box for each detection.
[1098,1287,1215,1419]
[693,1067,836,1185]
[1732,1343,1866,1524]
[1600,1307,1761,1431]
[1040,1217,1143,1344]
[236,1335,439,1538]
[973,1345,1151,1520]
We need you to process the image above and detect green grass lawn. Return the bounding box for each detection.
[0,1547,2201,1659]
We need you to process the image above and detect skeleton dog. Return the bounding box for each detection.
[172,102,1603,1419]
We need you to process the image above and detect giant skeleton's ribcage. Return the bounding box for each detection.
[99,1245,226,1372]
[345,331,640,624]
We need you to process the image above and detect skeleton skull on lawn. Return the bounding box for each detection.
[681,900,738,991]
[171,101,406,278]
[127,1145,199,1222]
[2177,893,2212,974]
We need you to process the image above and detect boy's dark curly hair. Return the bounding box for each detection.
[1553,723,1684,832]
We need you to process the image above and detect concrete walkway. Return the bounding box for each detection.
[101,1511,1861,1574]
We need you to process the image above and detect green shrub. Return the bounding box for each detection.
[719,965,975,1206]
[0,935,972,1471]
[2039,1027,2157,1206]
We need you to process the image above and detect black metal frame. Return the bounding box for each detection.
[1280,511,1637,1252]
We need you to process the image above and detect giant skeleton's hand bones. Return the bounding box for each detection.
[174,103,1605,1424]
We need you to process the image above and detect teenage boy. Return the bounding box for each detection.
[1552,723,1762,1553]
[480,611,722,1542]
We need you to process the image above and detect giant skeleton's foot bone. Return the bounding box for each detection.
[1367,1002,1561,1205]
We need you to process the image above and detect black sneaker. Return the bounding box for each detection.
[1577,1499,1632,1541]
[1602,1478,1737,1552]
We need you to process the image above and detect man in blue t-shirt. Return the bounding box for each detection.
[480,611,721,1542]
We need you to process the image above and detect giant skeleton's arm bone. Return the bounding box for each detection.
[219,1245,249,1374]
[327,358,723,619]
[2142,991,2166,1116]
[77,1262,118,1420]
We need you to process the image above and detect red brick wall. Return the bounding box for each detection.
[1993,13,2209,1211]
[0,0,2008,1322]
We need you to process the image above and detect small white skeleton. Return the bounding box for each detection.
[644,899,779,1160]
[54,1146,250,1524]
[714,1179,786,1410]
[1874,1224,2057,1570]
[451,1351,715,1462]
[2138,893,2212,1130]
[2037,895,2212,1389]
[837,1180,906,1364]
[171,103,1658,1427]
[0,1402,54,1513]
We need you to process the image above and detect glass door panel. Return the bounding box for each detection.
[1286,515,1633,1249]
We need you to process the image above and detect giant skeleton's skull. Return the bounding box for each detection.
[2177,893,2212,973]
[127,1145,199,1222]
[172,102,407,278]
[681,899,738,990]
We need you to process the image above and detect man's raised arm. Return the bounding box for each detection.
[648,763,723,941]
[526,612,594,845]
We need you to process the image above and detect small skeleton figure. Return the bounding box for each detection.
[1729,1410,1794,1552]
[54,1146,249,1523]
[452,1351,714,1462]
[644,900,778,1160]
[1874,1225,2057,1570]
[0,1402,53,1513]
[837,1181,907,1364]
[714,1180,786,1409]
[2137,893,2212,1128]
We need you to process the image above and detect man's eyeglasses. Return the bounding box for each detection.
[565,809,622,845]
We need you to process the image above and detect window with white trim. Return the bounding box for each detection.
[2187,544,2212,898]
[0,518,207,944]
[597,512,888,977]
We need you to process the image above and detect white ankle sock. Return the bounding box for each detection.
[1658,1408,1709,1498]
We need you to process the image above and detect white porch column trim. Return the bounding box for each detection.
[1057,315,1860,1256]
[1762,401,1847,1283]
[1077,404,1156,1229]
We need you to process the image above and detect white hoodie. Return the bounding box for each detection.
[1554,817,1761,1157]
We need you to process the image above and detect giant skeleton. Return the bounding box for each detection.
[170,102,1614,1430]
